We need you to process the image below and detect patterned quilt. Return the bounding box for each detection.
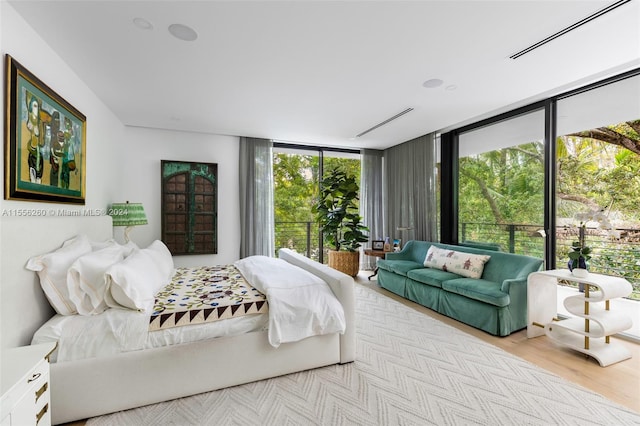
[149,265,268,331]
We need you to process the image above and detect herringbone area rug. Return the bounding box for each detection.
[88,285,640,425]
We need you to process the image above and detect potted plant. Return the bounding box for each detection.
[568,236,591,280]
[567,206,617,285]
[313,168,368,276]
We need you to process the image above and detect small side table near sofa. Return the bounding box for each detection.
[527,269,633,367]
[363,248,388,280]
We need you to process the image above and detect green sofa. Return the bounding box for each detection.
[376,240,543,336]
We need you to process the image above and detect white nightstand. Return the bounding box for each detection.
[1,342,56,426]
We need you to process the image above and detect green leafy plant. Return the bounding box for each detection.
[568,207,616,269]
[313,168,368,252]
[568,238,592,265]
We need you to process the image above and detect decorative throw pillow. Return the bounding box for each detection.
[424,246,491,279]
[26,234,92,315]
[424,245,445,269]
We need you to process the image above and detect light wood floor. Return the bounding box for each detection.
[356,272,640,414]
[61,274,640,425]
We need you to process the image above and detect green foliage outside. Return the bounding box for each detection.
[458,120,640,300]
[273,152,361,260]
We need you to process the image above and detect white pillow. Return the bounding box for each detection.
[90,238,117,251]
[91,239,139,257]
[424,246,491,279]
[67,244,127,315]
[120,241,140,257]
[26,234,92,315]
[144,240,175,282]
[105,240,175,312]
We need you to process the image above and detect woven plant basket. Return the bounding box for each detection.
[328,250,360,277]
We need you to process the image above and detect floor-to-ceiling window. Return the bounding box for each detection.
[272,144,360,263]
[457,110,546,257]
[435,134,442,243]
[554,74,640,337]
[441,68,639,340]
[272,146,320,260]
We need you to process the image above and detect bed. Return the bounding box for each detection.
[0,215,355,425]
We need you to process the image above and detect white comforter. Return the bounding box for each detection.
[234,256,346,347]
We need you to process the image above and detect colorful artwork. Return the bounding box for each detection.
[4,55,86,203]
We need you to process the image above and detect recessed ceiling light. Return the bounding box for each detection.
[133,17,153,30]
[168,24,198,41]
[445,85,457,91]
[422,78,443,88]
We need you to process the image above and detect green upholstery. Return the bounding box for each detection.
[377,240,543,336]
[406,268,459,288]
[441,278,509,307]
[376,259,423,276]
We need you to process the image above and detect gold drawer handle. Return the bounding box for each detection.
[35,382,48,403]
[36,403,48,425]
[27,372,41,383]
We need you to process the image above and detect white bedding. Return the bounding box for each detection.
[32,309,267,363]
[234,256,346,347]
[32,255,346,361]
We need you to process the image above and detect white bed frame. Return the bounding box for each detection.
[0,216,355,424]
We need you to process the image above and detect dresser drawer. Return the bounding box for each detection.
[9,374,49,426]
[1,343,55,426]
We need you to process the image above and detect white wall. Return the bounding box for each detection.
[0,2,126,348]
[0,1,124,214]
[0,1,242,348]
[120,127,241,266]
[1,1,241,268]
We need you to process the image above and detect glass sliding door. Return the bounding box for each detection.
[272,147,320,260]
[556,74,640,336]
[321,151,362,263]
[458,110,545,257]
[444,69,639,341]
[272,145,361,263]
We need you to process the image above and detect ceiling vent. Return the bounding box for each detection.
[510,0,631,60]
[356,108,414,138]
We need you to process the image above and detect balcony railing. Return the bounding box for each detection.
[274,221,320,261]
[461,222,640,300]
[275,221,640,300]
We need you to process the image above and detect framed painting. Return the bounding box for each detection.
[4,55,86,204]
[372,240,385,251]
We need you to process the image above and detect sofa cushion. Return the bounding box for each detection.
[441,278,510,307]
[407,268,461,288]
[423,246,491,279]
[376,259,423,276]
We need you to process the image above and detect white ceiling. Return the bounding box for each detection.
[8,0,640,150]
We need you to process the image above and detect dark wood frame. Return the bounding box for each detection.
[4,55,86,204]
[372,240,385,250]
[161,160,218,255]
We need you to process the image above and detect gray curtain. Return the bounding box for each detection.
[239,137,275,258]
[384,133,438,245]
[360,149,385,269]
